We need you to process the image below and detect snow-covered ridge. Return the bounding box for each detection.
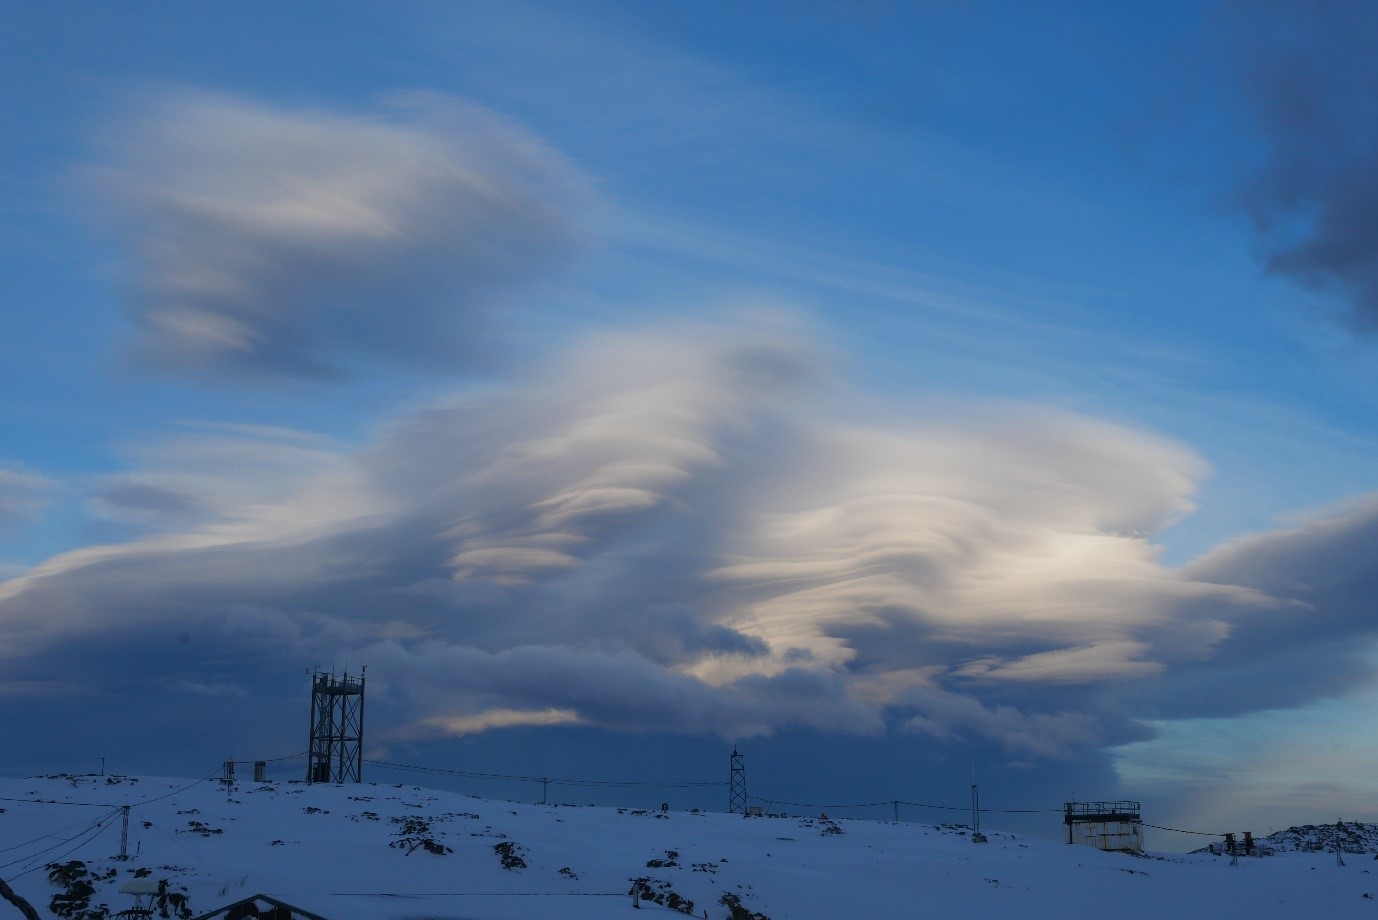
[1263,822,1378,855]
[1,774,1376,919]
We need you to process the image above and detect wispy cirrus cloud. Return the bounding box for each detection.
[84,90,590,379]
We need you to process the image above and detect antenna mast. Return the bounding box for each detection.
[728,748,746,815]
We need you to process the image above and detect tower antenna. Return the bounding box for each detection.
[728,748,746,815]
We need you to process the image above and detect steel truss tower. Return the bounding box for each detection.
[307,668,366,783]
[728,747,746,815]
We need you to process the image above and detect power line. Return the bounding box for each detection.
[0,794,125,808]
[0,811,120,856]
[9,815,117,881]
[130,807,209,866]
[130,772,220,807]
[0,810,119,876]
[229,751,308,765]
[748,795,893,810]
[1142,822,1227,837]
[0,764,225,810]
[748,794,1062,815]
[364,759,723,789]
[3,759,1232,841]
[901,801,1062,815]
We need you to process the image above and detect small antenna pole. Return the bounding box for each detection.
[971,782,987,843]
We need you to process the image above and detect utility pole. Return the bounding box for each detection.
[541,778,549,806]
[118,806,130,860]
[893,800,899,823]
[971,784,987,843]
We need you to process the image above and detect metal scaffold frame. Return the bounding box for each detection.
[728,748,746,815]
[306,668,366,784]
[1064,800,1143,853]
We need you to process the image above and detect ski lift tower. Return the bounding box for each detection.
[306,668,365,784]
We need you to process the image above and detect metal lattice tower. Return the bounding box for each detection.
[306,668,366,784]
[728,747,746,815]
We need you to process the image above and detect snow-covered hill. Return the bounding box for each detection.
[1262,822,1378,855]
[2,774,1376,919]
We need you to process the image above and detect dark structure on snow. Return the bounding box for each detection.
[306,668,365,784]
[1064,800,1143,853]
[728,747,746,815]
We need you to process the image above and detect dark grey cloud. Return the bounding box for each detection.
[85,91,589,379]
[1229,1,1378,328]
[1143,495,1378,718]
[367,640,880,740]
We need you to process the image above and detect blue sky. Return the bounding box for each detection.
[3,1,1378,846]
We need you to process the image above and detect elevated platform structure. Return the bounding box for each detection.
[1064,800,1143,853]
[306,669,365,784]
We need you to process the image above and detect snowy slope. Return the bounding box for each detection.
[1262,822,1378,855]
[2,774,1377,919]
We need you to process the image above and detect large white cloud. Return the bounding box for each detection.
[2,322,1375,760]
[84,90,589,378]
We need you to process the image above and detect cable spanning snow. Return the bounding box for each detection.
[1,774,1375,919]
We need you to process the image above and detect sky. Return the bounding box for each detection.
[2,0,1378,848]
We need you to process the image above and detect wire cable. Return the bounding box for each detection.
[130,771,220,808]
[9,814,117,881]
[0,794,124,808]
[747,795,894,810]
[0,810,120,857]
[0,810,119,875]
[365,759,724,789]
[1,764,225,809]
[1142,822,1226,837]
[748,794,1063,815]
[231,751,307,765]
[130,807,209,866]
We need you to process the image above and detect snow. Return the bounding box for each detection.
[2,774,1376,919]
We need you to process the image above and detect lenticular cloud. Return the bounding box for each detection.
[84,91,588,379]
[0,321,1368,758]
